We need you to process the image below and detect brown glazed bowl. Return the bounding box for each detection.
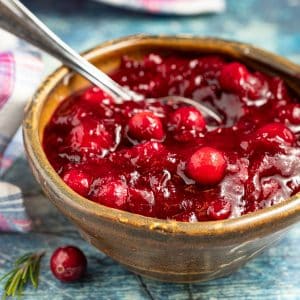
[23,35,300,283]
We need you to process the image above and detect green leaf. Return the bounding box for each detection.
[0,251,45,299]
[0,270,15,283]
[14,254,31,267]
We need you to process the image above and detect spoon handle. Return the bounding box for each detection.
[0,0,132,100]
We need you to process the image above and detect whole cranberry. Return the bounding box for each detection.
[82,86,113,105]
[186,146,227,185]
[279,104,300,125]
[50,246,87,282]
[67,118,114,153]
[128,111,165,141]
[207,199,231,220]
[169,106,206,142]
[246,72,268,100]
[219,62,249,95]
[255,122,295,149]
[91,178,128,209]
[62,169,92,196]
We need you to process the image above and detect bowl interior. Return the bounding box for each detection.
[25,35,300,239]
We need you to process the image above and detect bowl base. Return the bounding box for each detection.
[122,263,239,283]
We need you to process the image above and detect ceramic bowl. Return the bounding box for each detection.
[23,35,300,282]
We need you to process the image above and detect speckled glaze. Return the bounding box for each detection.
[23,36,300,282]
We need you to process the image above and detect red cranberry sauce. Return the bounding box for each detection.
[43,54,300,222]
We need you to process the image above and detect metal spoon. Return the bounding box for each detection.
[0,0,222,124]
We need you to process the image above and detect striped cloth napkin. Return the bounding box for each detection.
[0,29,43,232]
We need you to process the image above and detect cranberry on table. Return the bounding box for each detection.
[186,146,227,185]
[50,246,87,282]
[128,111,165,141]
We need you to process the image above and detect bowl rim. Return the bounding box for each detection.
[23,34,300,237]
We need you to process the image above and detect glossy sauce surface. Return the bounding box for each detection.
[43,54,300,222]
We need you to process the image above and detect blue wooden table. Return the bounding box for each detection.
[1,0,300,299]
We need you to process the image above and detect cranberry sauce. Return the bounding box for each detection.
[43,54,300,222]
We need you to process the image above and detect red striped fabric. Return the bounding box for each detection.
[0,52,15,110]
